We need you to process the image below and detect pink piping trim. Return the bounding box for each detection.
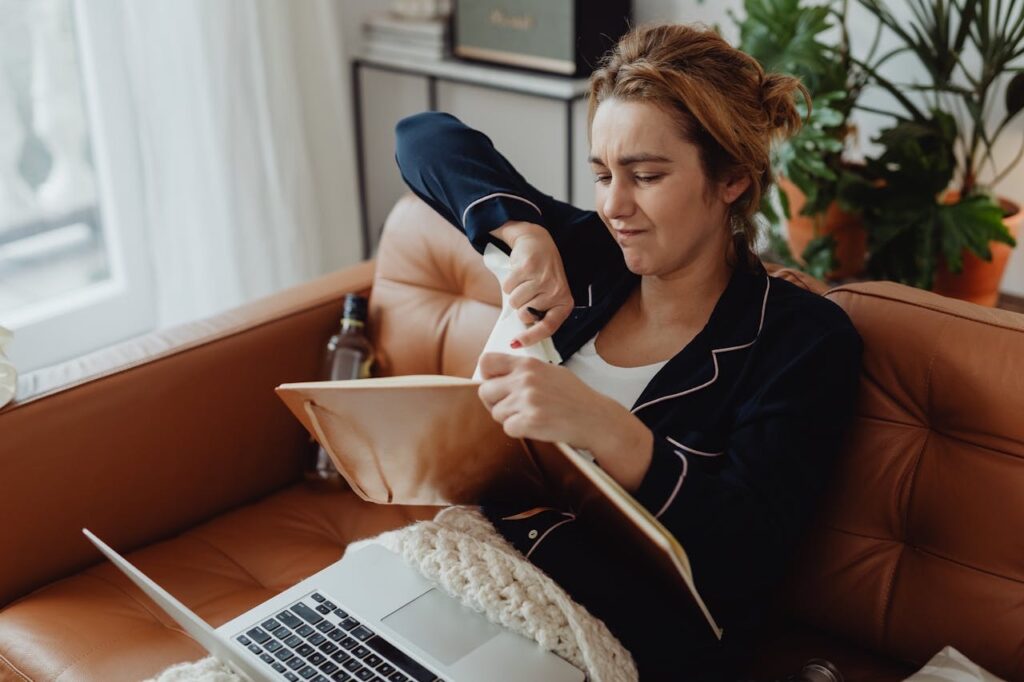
[655,451,688,519]
[632,276,771,415]
[461,192,542,228]
[666,436,724,457]
[525,514,577,559]
[574,284,594,309]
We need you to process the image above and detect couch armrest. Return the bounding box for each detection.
[0,261,375,607]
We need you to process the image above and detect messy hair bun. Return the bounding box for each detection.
[589,23,810,269]
[761,72,806,138]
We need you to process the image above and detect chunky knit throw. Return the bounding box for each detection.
[145,506,637,682]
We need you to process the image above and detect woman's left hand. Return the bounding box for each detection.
[476,353,654,491]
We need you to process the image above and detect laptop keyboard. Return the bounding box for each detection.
[236,591,441,682]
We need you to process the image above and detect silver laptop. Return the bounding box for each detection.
[82,529,583,682]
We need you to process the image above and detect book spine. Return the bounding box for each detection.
[365,43,448,62]
[364,30,447,49]
[363,17,447,40]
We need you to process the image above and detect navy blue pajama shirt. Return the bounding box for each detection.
[394,111,863,679]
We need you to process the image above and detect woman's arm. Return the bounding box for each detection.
[395,111,622,345]
[394,111,618,268]
[630,326,863,611]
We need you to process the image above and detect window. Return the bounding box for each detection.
[0,0,154,372]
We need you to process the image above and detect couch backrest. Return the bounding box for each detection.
[372,195,1024,680]
[370,195,502,378]
[788,282,1024,680]
[0,264,375,607]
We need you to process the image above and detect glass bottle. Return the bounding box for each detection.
[306,293,375,485]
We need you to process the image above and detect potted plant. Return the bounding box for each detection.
[843,0,1024,305]
[732,0,871,280]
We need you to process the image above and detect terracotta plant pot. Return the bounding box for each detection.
[778,176,867,280]
[932,195,1023,307]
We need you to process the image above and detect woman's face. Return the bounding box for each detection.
[589,98,747,278]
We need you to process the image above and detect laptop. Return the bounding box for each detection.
[82,529,583,682]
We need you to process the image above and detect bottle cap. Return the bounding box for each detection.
[342,294,368,323]
[800,659,843,682]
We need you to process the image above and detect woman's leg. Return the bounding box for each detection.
[483,504,738,681]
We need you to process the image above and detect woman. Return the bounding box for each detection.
[394,23,862,679]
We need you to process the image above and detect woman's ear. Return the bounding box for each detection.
[720,174,751,204]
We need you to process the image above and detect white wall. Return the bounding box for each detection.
[289,1,365,272]
[338,1,1024,293]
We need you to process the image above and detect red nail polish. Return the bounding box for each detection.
[510,340,522,349]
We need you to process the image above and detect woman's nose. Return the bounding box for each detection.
[601,178,636,220]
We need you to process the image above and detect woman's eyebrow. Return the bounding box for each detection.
[588,152,673,166]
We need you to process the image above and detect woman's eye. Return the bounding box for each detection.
[593,174,661,185]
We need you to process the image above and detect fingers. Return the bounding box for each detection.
[477,358,535,434]
[510,286,566,327]
[514,303,571,347]
[502,267,528,296]
[486,391,520,425]
[516,305,541,326]
[477,379,505,411]
[479,385,528,438]
[506,279,543,310]
[500,231,571,347]
[477,351,519,380]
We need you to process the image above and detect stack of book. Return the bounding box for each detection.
[363,12,449,63]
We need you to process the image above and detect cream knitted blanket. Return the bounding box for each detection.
[146,506,637,682]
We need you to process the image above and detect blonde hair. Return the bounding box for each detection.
[588,23,809,269]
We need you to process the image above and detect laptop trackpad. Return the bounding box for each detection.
[382,588,503,665]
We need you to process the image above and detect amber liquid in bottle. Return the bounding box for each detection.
[307,294,375,485]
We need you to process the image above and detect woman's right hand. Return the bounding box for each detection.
[489,221,573,348]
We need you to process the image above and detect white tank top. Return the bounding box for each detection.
[563,332,670,410]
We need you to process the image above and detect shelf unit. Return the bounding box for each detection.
[352,53,593,258]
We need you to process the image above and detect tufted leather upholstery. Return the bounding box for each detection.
[1,192,1022,681]
[0,260,435,682]
[0,487,431,681]
[369,193,502,379]
[781,282,1024,680]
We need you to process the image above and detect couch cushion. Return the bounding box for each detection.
[0,483,434,682]
[369,194,500,379]
[781,281,1024,681]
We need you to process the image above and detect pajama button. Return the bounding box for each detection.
[528,529,538,539]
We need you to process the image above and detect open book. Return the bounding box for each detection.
[275,375,723,640]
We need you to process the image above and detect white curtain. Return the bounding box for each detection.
[84,0,360,327]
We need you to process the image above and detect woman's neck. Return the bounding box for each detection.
[634,255,734,332]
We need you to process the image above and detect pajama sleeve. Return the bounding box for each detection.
[394,111,620,289]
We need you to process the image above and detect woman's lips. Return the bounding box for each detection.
[614,229,646,242]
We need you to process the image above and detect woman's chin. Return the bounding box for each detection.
[622,251,654,275]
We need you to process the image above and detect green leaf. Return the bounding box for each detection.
[937,195,1016,272]
[736,0,846,93]
[778,184,793,221]
[867,113,958,197]
[1007,71,1024,118]
[759,185,801,267]
[835,170,874,212]
[801,234,840,279]
[914,209,936,289]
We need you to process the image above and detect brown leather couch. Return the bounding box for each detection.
[2,195,1022,682]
